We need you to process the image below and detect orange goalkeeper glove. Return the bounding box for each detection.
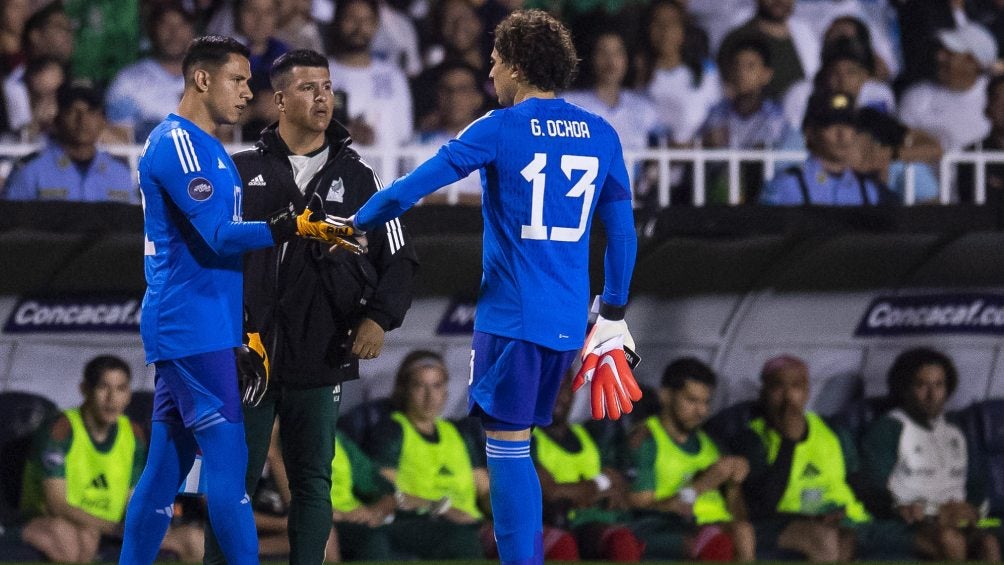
[267,194,367,254]
[572,304,642,420]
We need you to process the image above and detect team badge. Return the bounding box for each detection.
[327,178,345,202]
[188,177,213,201]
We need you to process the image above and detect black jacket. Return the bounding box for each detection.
[235,120,418,388]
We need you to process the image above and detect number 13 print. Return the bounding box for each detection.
[520,153,599,243]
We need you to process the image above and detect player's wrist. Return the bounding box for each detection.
[598,300,626,321]
[265,206,297,243]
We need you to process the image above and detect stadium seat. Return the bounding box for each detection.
[972,399,1004,515]
[337,397,394,447]
[0,391,58,524]
[828,396,895,443]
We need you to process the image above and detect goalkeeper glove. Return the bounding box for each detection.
[572,301,642,420]
[267,194,367,254]
[236,332,269,407]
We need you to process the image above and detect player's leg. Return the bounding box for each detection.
[175,350,259,565]
[120,359,199,565]
[277,385,339,565]
[203,387,278,564]
[469,331,577,565]
[120,421,197,564]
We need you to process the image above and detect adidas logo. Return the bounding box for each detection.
[437,466,454,477]
[801,462,821,479]
[90,473,109,489]
[217,157,227,169]
[248,174,267,187]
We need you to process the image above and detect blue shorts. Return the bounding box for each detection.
[468,331,578,430]
[152,348,242,429]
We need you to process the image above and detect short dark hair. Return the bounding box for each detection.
[391,350,447,411]
[887,347,958,407]
[57,83,104,113]
[333,0,379,26]
[726,36,772,68]
[662,357,717,390]
[270,49,329,90]
[147,2,195,40]
[493,10,578,92]
[23,0,65,40]
[83,355,131,389]
[182,35,250,80]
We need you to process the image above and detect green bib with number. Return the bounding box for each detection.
[645,416,732,524]
[749,412,868,522]
[392,412,481,519]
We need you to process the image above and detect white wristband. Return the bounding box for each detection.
[592,472,612,493]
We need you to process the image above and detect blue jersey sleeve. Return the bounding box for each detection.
[355,111,500,231]
[149,131,273,255]
[597,199,636,308]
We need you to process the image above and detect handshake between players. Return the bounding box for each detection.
[268,193,368,255]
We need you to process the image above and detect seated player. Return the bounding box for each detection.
[325,431,396,561]
[367,350,490,559]
[734,354,871,562]
[533,375,644,561]
[628,358,756,561]
[19,356,202,563]
[861,347,1001,562]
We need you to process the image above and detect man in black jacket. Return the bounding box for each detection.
[205,49,418,565]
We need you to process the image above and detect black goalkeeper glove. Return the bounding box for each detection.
[267,193,366,254]
[236,332,269,407]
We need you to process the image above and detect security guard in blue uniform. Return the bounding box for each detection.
[2,85,136,203]
[761,91,882,206]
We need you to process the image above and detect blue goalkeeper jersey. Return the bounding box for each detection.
[355,97,637,350]
[139,113,274,363]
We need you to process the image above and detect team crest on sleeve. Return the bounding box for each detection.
[187,177,213,201]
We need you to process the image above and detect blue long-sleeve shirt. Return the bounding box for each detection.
[139,113,274,362]
[356,98,637,350]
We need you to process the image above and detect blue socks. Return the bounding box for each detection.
[195,420,259,565]
[121,422,197,564]
[119,419,258,565]
[486,437,544,565]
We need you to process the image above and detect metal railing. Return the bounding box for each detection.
[2,142,1003,206]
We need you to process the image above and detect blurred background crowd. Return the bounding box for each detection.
[5,0,1004,206]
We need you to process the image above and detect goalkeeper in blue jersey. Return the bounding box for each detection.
[344,10,640,565]
[119,36,357,565]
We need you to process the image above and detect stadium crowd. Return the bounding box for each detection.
[2,345,1002,562]
[3,0,1004,205]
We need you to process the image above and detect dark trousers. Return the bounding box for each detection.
[205,384,340,565]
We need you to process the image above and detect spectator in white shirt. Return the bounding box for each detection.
[899,23,996,151]
[275,0,325,53]
[563,30,659,151]
[372,0,422,77]
[104,3,194,142]
[635,0,721,146]
[327,0,413,149]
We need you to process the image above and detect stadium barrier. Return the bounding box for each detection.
[4,143,1004,205]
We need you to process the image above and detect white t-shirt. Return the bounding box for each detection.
[792,0,901,77]
[688,0,756,56]
[899,77,990,151]
[646,62,722,145]
[886,409,968,513]
[561,89,659,150]
[783,78,897,129]
[105,58,185,142]
[328,57,414,149]
[372,3,422,77]
[288,146,330,194]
